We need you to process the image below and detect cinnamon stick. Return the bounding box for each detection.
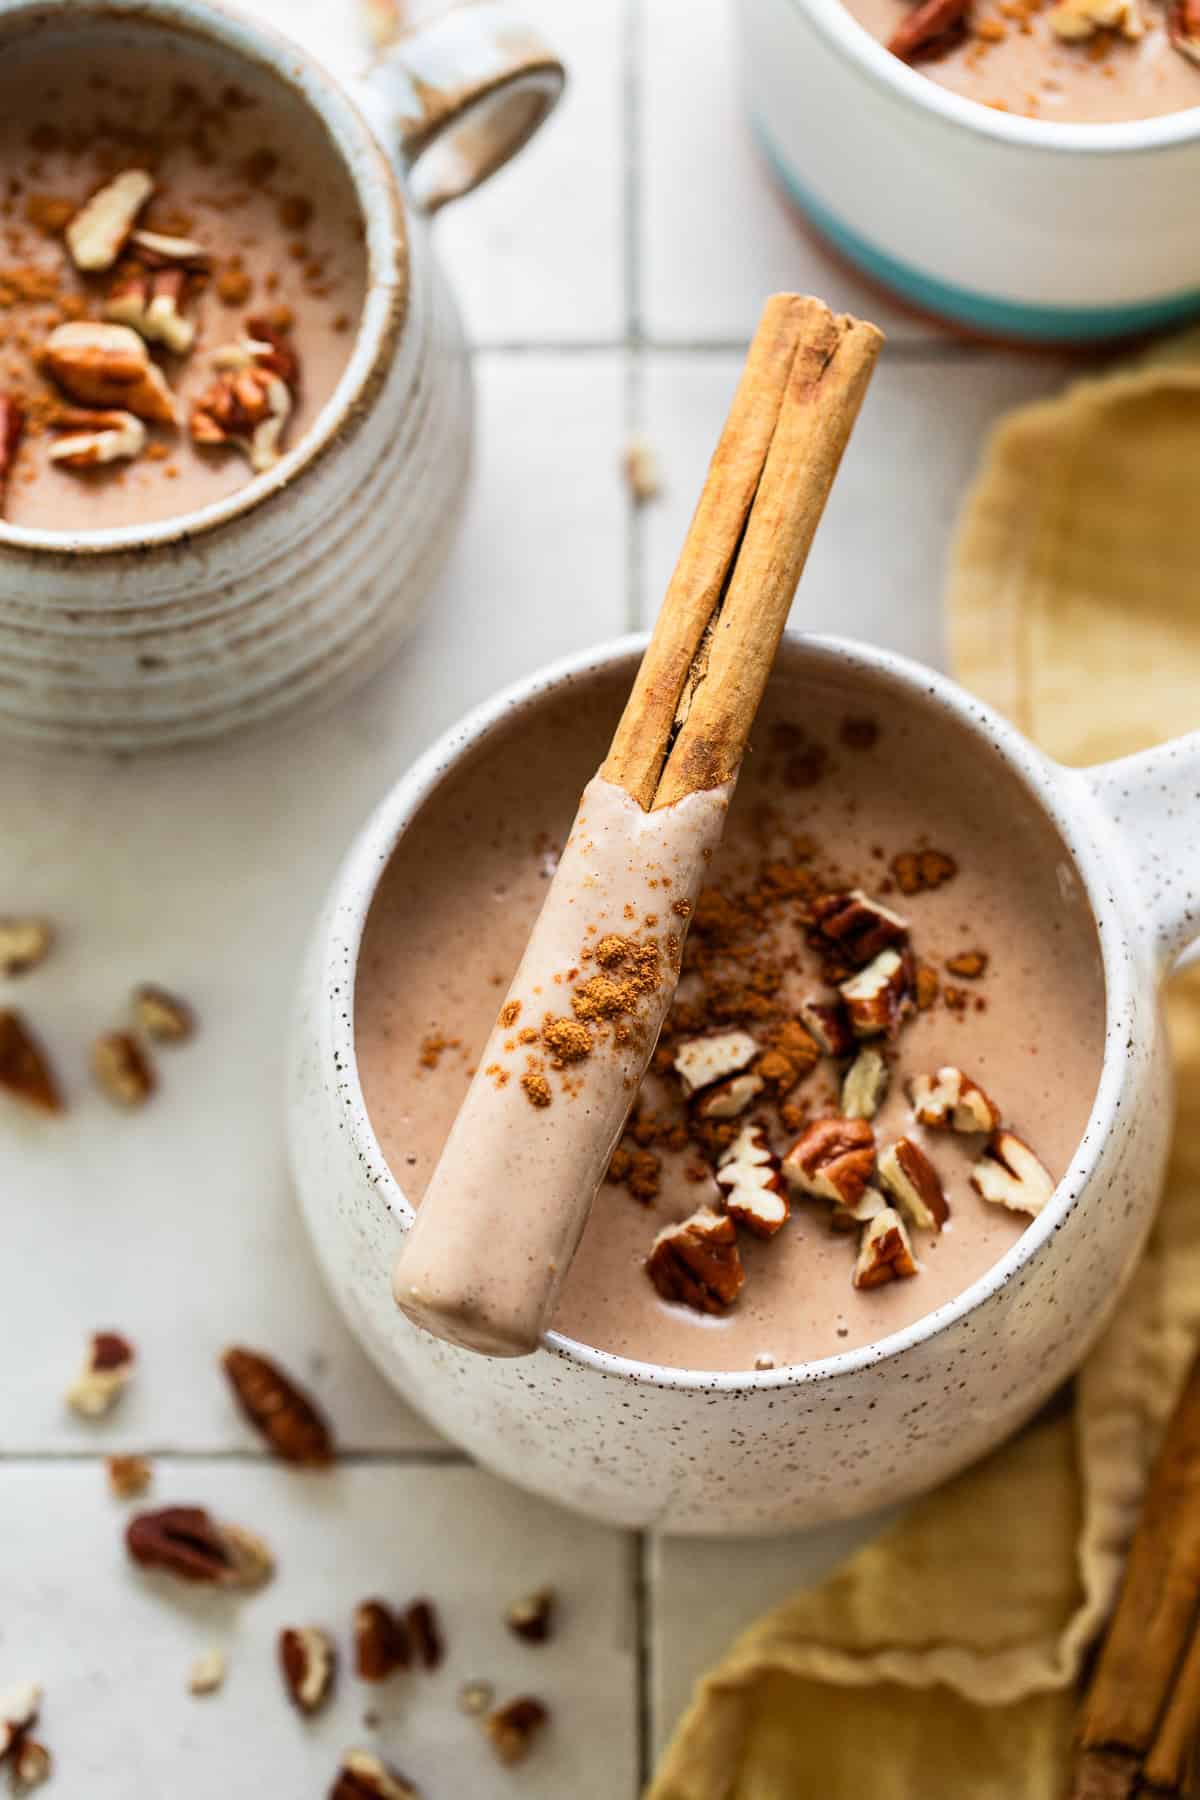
[1073,1351,1200,1799]
[603,296,882,811]
[1139,1622,1200,1796]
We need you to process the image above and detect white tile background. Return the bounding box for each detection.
[0,1,1084,1793]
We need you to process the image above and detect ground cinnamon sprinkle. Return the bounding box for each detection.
[499,999,521,1028]
[418,1032,460,1071]
[541,1016,592,1066]
[520,1072,552,1109]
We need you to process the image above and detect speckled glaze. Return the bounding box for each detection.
[289,634,1200,1534]
[0,0,562,752]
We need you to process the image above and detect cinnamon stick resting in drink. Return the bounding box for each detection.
[392,295,883,1357]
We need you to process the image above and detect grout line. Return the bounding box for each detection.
[0,1445,474,1468]
[634,1529,654,1793]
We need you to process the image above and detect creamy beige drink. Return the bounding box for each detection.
[357,664,1105,1374]
[847,0,1200,122]
[0,33,365,530]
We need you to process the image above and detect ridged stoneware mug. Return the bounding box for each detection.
[289,632,1200,1534]
[738,0,1200,343]
[0,0,562,752]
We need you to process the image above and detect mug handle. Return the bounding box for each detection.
[1082,731,1200,970]
[366,1,565,212]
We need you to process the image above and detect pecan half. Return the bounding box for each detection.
[0,918,52,977]
[42,321,177,424]
[0,1008,62,1114]
[840,949,910,1039]
[506,1588,557,1643]
[1169,0,1200,57]
[188,1648,227,1696]
[909,1066,999,1133]
[798,997,854,1058]
[854,1206,918,1288]
[221,1346,334,1467]
[107,1453,152,1499]
[126,1505,274,1589]
[783,1116,876,1209]
[841,1048,889,1121]
[810,889,908,968]
[330,1750,420,1800]
[878,1137,949,1232]
[280,1626,337,1716]
[0,1683,40,1761]
[646,1206,744,1312]
[485,1696,549,1766]
[406,1598,444,1671]
[716,1123,789,1238]
[48,406,147,469]
[191,332,297,472]
[354,1599,411,1681]
[66,169,154,270]
[66,1329,135,1417]
[132,982,196,1043]
[91,1030,155,1108]
[10,1735,51,1792]
[970,1131,1055,1216]
[0,395,26,510]
[673,1030,759,1097]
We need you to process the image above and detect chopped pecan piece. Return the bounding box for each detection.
[221,1346,334,1467]
[354,1599,410,1680]
[909,1066,999,1133]
[106,262,198,355]
[280,1626,337,1716]
[0,395,26,510]
[891,848,958,894]
[1048,0,1143,37]
[646,1206,744,1313]
[190,332,298,471]
[48,406,146,469]
[458,1679,495,1715]
[329,1750,420,1800]
[406,1598,444,1670]
[783,1116,876,1208]
[691,1069,765,1121]
[672,1030,759,1097]
[0,1683,40,1761]
[946,949,988,979]
[970,1132,1055,1216]
[0,918,52,977]
[10,1735,51,1792]
[798,998,853,1058]
[622,433,661,503]
[129,227,210,267]
[132,982,196,1042]
[839,949,909,1038]
[506,1587,556,1643]
[188,1648,227,1696]
[126,1505,274,1589]
[716,1124,789,1237]
[887,0,971,58]
[41,321,177,424]
[107,1453,152,1499]
[91,1030,155,1108]
[66,1329,134,1417]
[485,1696,549,1766]
[914,962,940,1011]
[0,1009,63,1114]
[1169,0,1200,58]
[854,1207,918,1288]
[878,1137,949,1232]
[810,889,908,968]
[66,168,154,270]
[841,1048,889,1121]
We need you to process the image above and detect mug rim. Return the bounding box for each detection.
[0,0,408,560]
[781,0,1200,153]
[322,631,1138,1393]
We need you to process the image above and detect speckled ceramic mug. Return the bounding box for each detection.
[0,0,562,751]
[288,632,1200,1534]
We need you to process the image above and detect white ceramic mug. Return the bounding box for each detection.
[738,0,1200,343]
[0,0,562,752]
[288,632,1199,1534]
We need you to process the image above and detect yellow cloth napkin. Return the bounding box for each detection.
[648,331,1200,1800]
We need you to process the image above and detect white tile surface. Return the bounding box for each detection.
[637,349,1074,666]
[638,0,926,345]
[0,1461,637,1799]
